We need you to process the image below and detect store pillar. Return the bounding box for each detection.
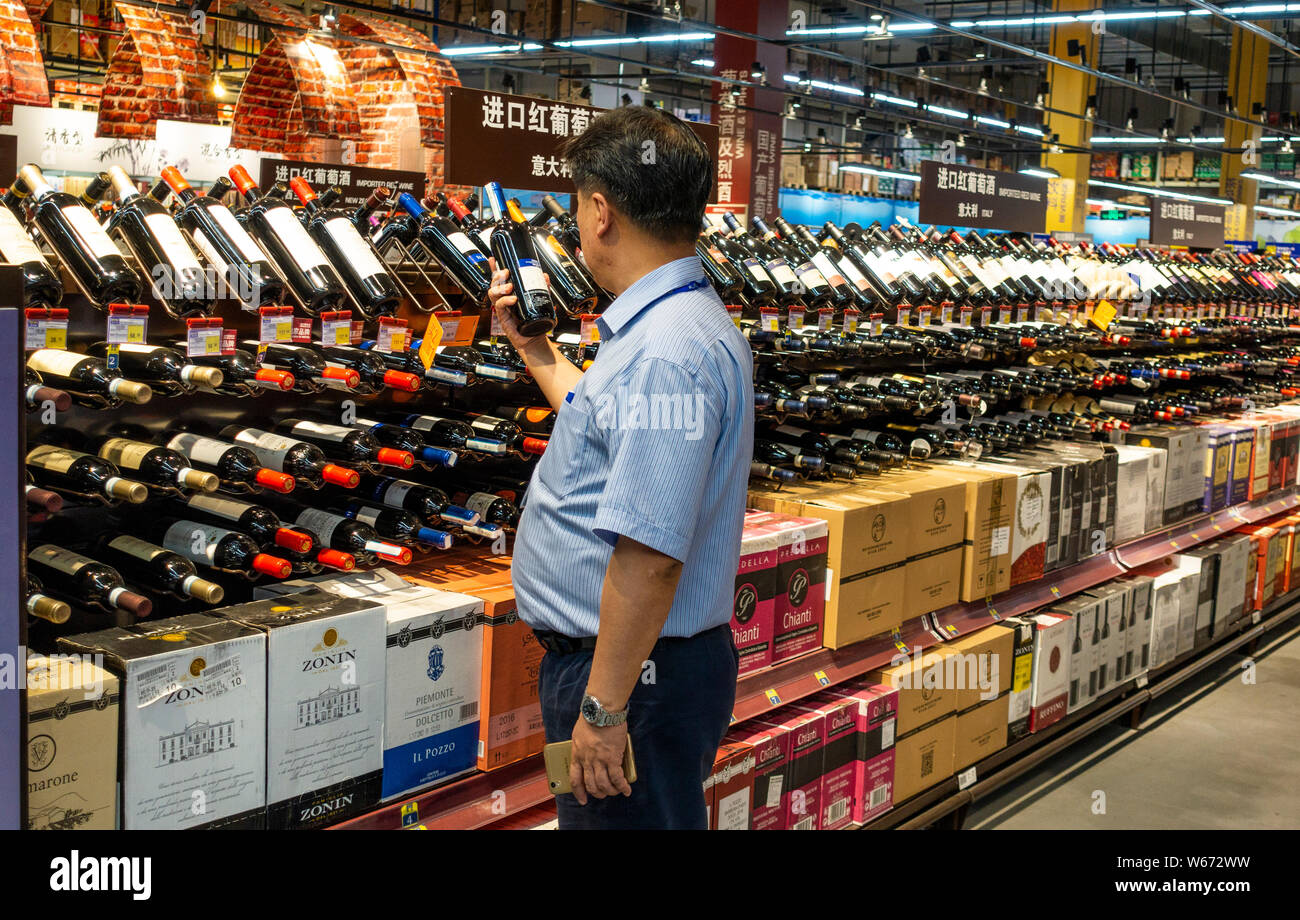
[1220,28,1270,242]
[1043,0,1099,234]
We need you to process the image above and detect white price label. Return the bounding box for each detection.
[957,767,977,790]
[787,308,804,332]
[376,321,407,353]
[321,316,352,346]
[107,313,147,344]
[761,309,780,332]
[187,324,222,356]
[260,312,292,343]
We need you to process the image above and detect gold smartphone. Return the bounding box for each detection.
[543,737,637,795]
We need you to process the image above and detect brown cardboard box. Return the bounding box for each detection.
[749,485,908,647]
[867,647,955,736]
[473,585,545,771]
[403,548,514,593]
[708,741,756,831]
[954,694,1010,770]
[938,624,1015,711]
[25,655,119,830]
[862,474,966,617]
[924,464,1015,600]
[892,715,956,803]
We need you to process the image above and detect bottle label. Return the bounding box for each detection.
[264,206,328,270]
[189,227,229,276]
[144,211,204,273]
[210,205,267,262]
[743,258,767,282]
[31,544,91,575]
[184,492,252,521]
[294,508,342,544]
[325,217,387,279]
[61,204,124,260]
[794,263,828,289]
[775,424,806,438]
[289,419,353,442]
[766,260,798,287]
[477,228,494,250]
[406,414,448,433]
[107,535,168,561]
[352,505,381,528]
[381,479,416,506]
[230,429,296,468]
[516,257,549,295]
[810,252,847,288]
[448,231,488,265]
[26,444,81,474]
[27,348,88,377]
[465,492,498,516]
[469,418,499,434]
[0,207,49,265]
[838,256,870,290]
[162,521,222,564]
[166,433,230,467]
[98,438,154,469]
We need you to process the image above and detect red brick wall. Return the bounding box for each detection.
[96,5,215,139]
[0,0,51,125]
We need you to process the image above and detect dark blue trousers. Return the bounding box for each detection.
[538,623,739,829]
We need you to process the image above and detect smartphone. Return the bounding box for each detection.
[543,737,637,795]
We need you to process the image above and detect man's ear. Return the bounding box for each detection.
[590,191,614,238]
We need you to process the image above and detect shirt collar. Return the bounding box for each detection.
[597,257,708,340]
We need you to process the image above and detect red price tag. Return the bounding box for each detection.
[817,308,833,332]
[292,316,314,342]
[259,305,293,344]
[579,313,601,345]
[375,316,408,353]
[320,310,353,347]
[221,329,237,354]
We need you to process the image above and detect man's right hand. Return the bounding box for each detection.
[488,260,547,356]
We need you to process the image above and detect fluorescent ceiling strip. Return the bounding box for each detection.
[810,79,865,96]
[1089,178,1232,205]
[1015,125,1046,136]
[441,42,543,55]
[1020,168,1058,178]
[975,115,1011,128]
[839,165,921,181]
[872,92,919,108]
[691,58,714,67]
[925,104,969,120]
[554,31,713,48]
[1087,198,1151,212]
[1241,170,1300,190]
[1256,204,1300,216]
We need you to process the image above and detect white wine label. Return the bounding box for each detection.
[406,414,447,432]
[516,258,549,295]
[810,252,847,287]
[107,535,169,561]
[264,206,329,270]
[26,444,82,473]
[767,261,798,287]
[352,506,381,528]
[465,492,498,516]
[325,217,387,280]
[27,348,87,377]
[210,204,268,262]
[794,263,828,289]
[743,259,767,282]
[61,204,124,260]
[477,228,495,250]
[144,211,204,273]
[31,544,91,575]
[837,256,869,288]
[163,521,221,564]
[294,508,342,544]
[166,433,230,467]
[98,438,155,469]
[382,480,416,505]
[468,418,500,434]
[184,493,252,521]
[0,207,49,265]
[230,429,296,468]
[189,227,229,275]
[448,231,488,264]
[289,420,353,442]
[775,424,807,439]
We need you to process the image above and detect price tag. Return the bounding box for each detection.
[579,313,601,345]
[400,801,419,827]
[320,311,353,347]
[1049,585,1060,598]
[941,304,954,324]
[441,311,478,347]
[375,317,408,353]
[957,767,977,790]
[1252,610,1262,625]
[896,306,910,327]
[259,306,293,343]
[1015,304,1029,324]
[350,321,365,345]
[221,329,237,354]
[817,308,833,332]
[786,307,804,332]
[1135,673,1149,689]
[918,306,932,327]
[763,688,781,706]
[25,308,68,351]
[106,305,148,344]
[760,308,780,332]
[891,628,908,654]
[1035,303,1050,323]
[727,305,743,328]
[186,319,222,357]
[980,306,992,326]
[988,606,1000,621]
[959,306,972,327]
[1067,304,1079,326]
[292,316,314,342]
[867,312,882,336]
[999,306,1011,324]
[1195,304,1204,320]
[1091,300,1117,332]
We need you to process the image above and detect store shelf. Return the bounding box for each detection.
[860,593,1300,831]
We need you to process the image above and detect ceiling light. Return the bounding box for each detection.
[691,58,714,67]
[1020,166,1059,179]
[1241,170,1300,190]
[1089,178,1231,205]
[872,92,918,109]
[441,42,544,56]
[211,73,226,99]
[553,31,714,48]
[926,104,968,120]
[1087,198,1151,212]
[839,164,921,181]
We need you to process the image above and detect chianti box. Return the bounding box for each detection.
[217,589,386,829]
[732,518,779,675]
[792,694,858,829]
[1025,612,1070,732]
[754,707,824,830]
[59,613,267,830]
[834,680,898,824]
[725,723,791,831]
[765,515,828,662]
[257,570,484,801]
[25,655,119,830]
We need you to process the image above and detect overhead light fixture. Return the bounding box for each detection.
[1241,170,1300,190]
[691,58,714,67]
[1089,178,1231,205]
[1035,81,1049,107]
[804,140,812,152]
[904,122,914,138]
[1020,166,1059,179]
[872,92,918,109]
[925,103,968,120]
[639,77,650,94]
[211,73,226,99]
[441,42,544,56]
[1256,204,1300,217]
[554,31,714,48]
[975,114,1011,129]
[956,134,966,147]
[750,61,766,84]
[840,164,921,182]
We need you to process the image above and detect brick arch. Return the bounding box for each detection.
[225,0,360,155]
[0,0,51,126]
[96,5,215,139]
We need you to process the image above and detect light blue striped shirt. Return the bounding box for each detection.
[512,256,754,638]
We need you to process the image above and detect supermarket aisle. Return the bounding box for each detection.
[966,626,1300,830]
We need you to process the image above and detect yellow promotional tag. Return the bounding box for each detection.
[418,314,443,371]
[764,688,781,706]
[334,324,351,345]
[1090,299,1117,332]
[814,669,830,687]
[45,326,66,349]
[126,323,145,343]
[276,320,292,342]
[390,331,407,352]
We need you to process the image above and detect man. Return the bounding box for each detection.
[487,105,753,829]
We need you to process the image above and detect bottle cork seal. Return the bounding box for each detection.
[256,368,295,390]
[317,549,355,571]
[194,580,225,605]
[256,468,296,493]
[376,448,414,469]
[111,479,150,504]
[184,470,220,492]
[253,554,292,578]
[383,370,421,392]
[275,528,314,553]
[323,464,360,488]
[118,592,153,617]
[193,367,224,388]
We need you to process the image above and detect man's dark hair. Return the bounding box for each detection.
[560,105,713,245]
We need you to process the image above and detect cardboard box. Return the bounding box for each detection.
[217,589,387,829]
[867,646,954,735]
[753,708,824,830]
[60,614,268,830]
[475,585,544,771]
[1083,582,1128,692]
[764,515,828,662]
[833,681,897,824]
[1002,617,1036,743]
[954,693,1010,770]
[792,694,858,829]
[733,521,779,676]
[725,723,791,831]
[1115,574,1154,677]
[1201,425,1236,513]
[1113,445,1158,543]
[861,474,966,617]
[25,655,119,830]
[1209,535,1252,638]
[1175,548,1221,650]
[892,715,955,803]
[938,624,1014,711]
[1126,427,1209,525]
[1025,612,1071,731]
[1146,563,1183,669]
[1053,595,1101,713]
[1239,524,1284,611]
[1274,517,1299,597]
[1229,426,1255,506]
[977,463,1050,585]
[749,486,907,646]
[708,741,755,831]
[255,569,485,800]
[921,463,1014,600]
[1281,514,1300,596]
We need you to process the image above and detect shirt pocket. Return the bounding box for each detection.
[532,398,590,501]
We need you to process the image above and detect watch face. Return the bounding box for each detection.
[581,697,600,722]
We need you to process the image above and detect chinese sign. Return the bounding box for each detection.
[919,160,1048,233]
[1149,199,1225,249]
[257,158,424,210]
[445,85,718,195]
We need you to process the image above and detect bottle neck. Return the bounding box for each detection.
[107,166,140,204]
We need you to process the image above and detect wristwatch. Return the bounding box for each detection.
[580,694,628,727]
